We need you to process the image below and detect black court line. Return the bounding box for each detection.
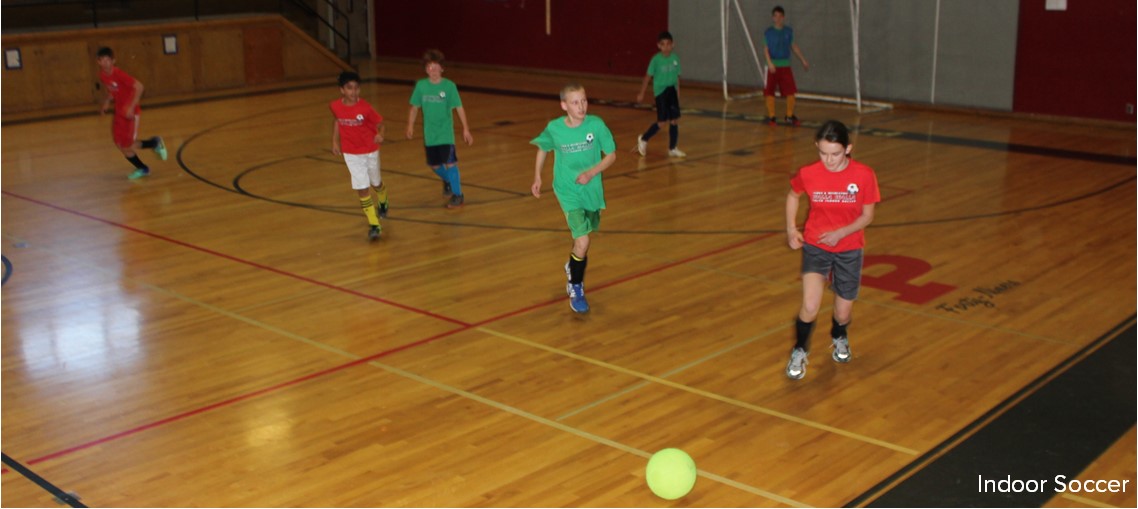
[1,453,86,508]
[851,315,1137,507]
[2,254,11,285]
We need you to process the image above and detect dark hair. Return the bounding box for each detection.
[96,46,114,58]
[422,49,445,65]
[658,31,673,42]
[772,6,785,15]
[815,120,851,147]
[338,71,361,87]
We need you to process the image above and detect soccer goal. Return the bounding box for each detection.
[719,0,892,113]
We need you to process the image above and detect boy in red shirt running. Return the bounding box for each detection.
[331,71,388,241]
[784,120,880,380]
[97,47,166,180]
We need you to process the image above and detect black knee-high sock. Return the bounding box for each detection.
[831,318,849,339]
[568,253,587,285]
[140,137,158,149]
[794,317,815,352]
[668,124,678,149]
[642,123,660,140]
[126,155,148,170]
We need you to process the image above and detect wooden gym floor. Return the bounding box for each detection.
[2,60,1135,507]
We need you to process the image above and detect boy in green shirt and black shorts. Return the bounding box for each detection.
[406,49,474,208]
[531,83,617,313]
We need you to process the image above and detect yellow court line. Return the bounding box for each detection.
[1060,493,1121,508]
[12,239,805,506]
[367,360,812,508]
[478,327,920,456]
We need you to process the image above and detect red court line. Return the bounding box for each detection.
[8,190,775,468]
[1,190,469,327]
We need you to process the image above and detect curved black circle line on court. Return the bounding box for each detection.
[2,255,12,285]
[176,94,1138,235]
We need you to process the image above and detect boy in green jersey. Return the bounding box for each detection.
[531,83,617,313]
[406,49,474,208]
[635,31,685,158]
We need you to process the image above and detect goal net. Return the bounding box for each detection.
[720,0,891,113]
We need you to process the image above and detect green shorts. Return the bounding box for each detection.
[565,209,601,239]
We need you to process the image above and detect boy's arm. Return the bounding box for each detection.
[124,80,144,119]
[636,74,652,103]
[331,118,342,156]
[792,43,809,70]
[100,88,113,114]
[785,189,804,249]
[406,105,419,139]
[575,151,616,185]
[764,46,776,74]
[455,106,473,145]
[376,118,385,144]
[531,148,549,198]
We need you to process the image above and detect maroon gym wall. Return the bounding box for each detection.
[1013,0,1136,122]
[374,0,668,77]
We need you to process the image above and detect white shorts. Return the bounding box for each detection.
[344,151,381,190]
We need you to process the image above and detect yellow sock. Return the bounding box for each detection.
[765,96,776,118]
[360,197,379,226]
[787,95,796,117]
[376,182,388,205]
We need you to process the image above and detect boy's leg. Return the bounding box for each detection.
[345,153,381,240]
[783,69,800,126]
[564,210,599,313]
[359,187,381,240]
[115,117,151,179]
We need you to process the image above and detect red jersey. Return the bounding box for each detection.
[790,158,880,253]
[99,67,141,116]
[330,98,382,154]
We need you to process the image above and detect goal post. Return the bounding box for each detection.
[720,0,892,113]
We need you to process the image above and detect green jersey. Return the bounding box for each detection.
[410,78,462,146]
[531,115,615,212]
[647,52,681,97]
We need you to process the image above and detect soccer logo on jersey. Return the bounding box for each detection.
[847,183,859,195]
[439,91,446,98]
[356,114,364,121]
[585,133,594,144]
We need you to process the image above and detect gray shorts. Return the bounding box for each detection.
[801,243,863,301]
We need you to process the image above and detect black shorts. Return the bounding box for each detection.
[801,244,864,301]
[424,144,458,167]
[654,86,681,122]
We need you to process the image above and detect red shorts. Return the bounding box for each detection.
[764,66,797,97]
[112,113,139,149]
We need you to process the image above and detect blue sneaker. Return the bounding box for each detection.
[567,283,589,313]
[154,136,167,161]
[127,168,150,180]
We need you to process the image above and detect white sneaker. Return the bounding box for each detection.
[668,147,687,158]
[786,348,808,380]
[636,135,647,157]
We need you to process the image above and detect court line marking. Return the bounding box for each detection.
[477,327,918,456]
[1,243,805,507]
[0,190,469,327]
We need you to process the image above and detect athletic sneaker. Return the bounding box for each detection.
[831,336,851,363]
[785,347,808,380]
[127,168,150,180]
[636,135,647,156]
[668,147,687,158]
[367,225,381,241]
[446,194,464,209]
[443,181,453,197]
[567,283,589,313]
[377,200,389,219]
[154,136,168,161]
[764,116,778,126]
[786,115,801,127]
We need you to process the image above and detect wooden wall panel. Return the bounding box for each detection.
[192,29,245,91]
[1,15,351,116]
[242,25,284,86]
[282,29,341,81]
